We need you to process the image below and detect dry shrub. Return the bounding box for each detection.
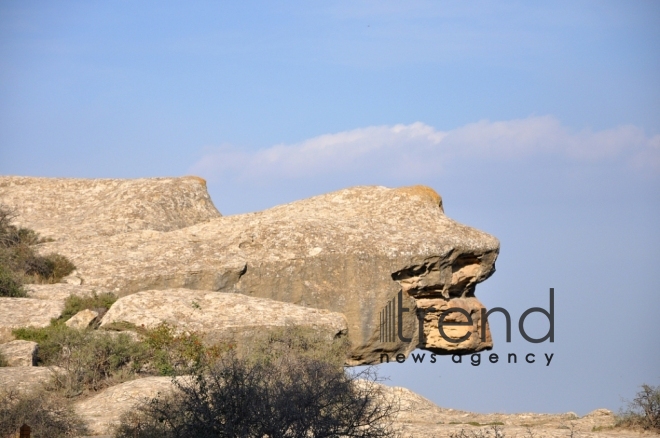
[116,326,397,438]
[0,389,87,438]
[0,205,76,296]
[57,291,118,323]
[12,324,149,396]
[617,384,660,431]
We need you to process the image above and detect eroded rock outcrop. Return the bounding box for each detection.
[0,366,58,393]
[25,283,104,301]
[2,177,500,363]
[74,376,183,435]
[0,175,220,241]
[65,309,99,329]
[0,340,38,366]
[0,297,64,343]
[99,289,348,343]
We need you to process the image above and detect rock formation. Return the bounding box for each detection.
[0,340,38,366]
[1,176,499,363]
[0,297,64,343]
[74,376,183,435]
[99,289,348,343]
[0,367,59,393]
[65,309,99,329]
[0,175,220,241]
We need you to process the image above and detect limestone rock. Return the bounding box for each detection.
[100,289,348,343]
[19,180,499,363]
[26,283,103,301]
[74,376,182,435]
[0,175,220,241]
[0,340,38,366]
[65,309,99,329]
[369,383,620,437]
[0,297,64,343]
[0,366,58,393]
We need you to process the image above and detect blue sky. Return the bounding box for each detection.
[1,1,659,415]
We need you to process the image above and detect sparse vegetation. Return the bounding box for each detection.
[12,321,227,396]
[616,383,660,431]
[139,322,225,376]
[0,389,87,438]
[238,324,350,367]
[0,205,75,297]
[13,324,149,396]
[449,425,506,438]
[57,291,118,323]
[0,264,25,297]
[0,351,7,367]
[115,326,397,438]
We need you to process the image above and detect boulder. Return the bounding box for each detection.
[0,297,64,343]
[99,289,348,343]
[0,366,58,393]
[0,175,220,241]
[65,309,99,329]
[9,179,500,363]
[0,340,38,366]
[74,376,182,435]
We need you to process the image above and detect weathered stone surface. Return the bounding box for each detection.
[0,340,38,366]
[371,383,623,437]
[0,297,64,343]
[0,366,59,393]
[100,289,348,343]
[26,283,103,301]
[0,175,220,241]
[29,183,498,363]
[65,309,99,329]
[74,376,182,435]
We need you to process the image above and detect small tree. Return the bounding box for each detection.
[618,384,660,431]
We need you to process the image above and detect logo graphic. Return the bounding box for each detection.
[379,288,555,345]
[379,290,410,343]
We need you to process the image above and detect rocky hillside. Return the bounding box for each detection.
[1,176,498,363]
[0,175,635,437]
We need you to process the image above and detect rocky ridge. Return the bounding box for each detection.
[0,176,641,437]
[2,177,499,363]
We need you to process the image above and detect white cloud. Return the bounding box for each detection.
[191,116,659,183]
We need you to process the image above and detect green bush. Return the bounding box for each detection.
[0,264,26,297]
[617,384,660,431]
[57,291,117,323]
[13,324,149,396]
[12,321,227,396]
[0,205,76,295]
[0,389,87,438]
[238,324,350,367]
[141,323,223,376]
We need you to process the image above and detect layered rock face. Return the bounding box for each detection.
[1,177,499,364]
